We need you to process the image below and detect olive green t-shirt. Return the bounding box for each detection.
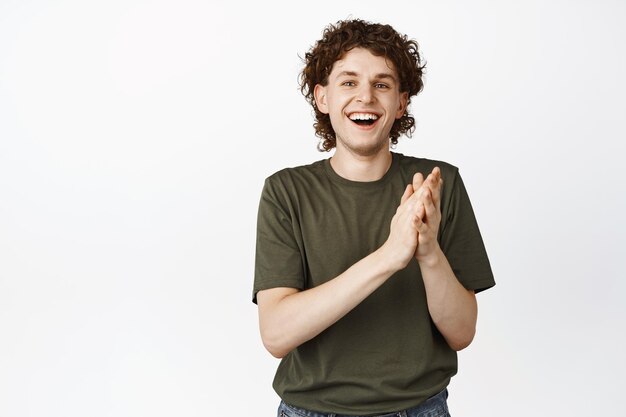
[253,152,495,414]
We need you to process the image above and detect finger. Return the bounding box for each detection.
[411,202,424,228]
[407,184,427,208]
[432,166,441,180]
[417,201,426,220]
[415,204,427,233]
[420,170,437,193]
[400,184,413,205]
[415,205,429,236]
[429,170,438,188]
[423,188,437,222]
[421,167,442,212]
[431,167,442,211]
[434,177,443,212]
[412,172,424,192]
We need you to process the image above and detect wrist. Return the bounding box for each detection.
[416,245,444,269]
[377,241,405,274]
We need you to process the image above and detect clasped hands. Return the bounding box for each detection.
[386,167,443,270]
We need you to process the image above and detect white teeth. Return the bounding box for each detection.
[349,113,379,121]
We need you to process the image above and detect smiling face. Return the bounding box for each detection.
[314,47,408,158]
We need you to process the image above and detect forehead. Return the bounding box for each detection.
[330,47,398,77]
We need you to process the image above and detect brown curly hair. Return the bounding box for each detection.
[299,19,427,151]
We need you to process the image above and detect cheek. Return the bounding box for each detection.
[329,98,349,116]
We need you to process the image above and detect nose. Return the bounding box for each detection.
[356,84,374,104]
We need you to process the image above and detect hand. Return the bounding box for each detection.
[382,180,426,271]
[413,167,443,263]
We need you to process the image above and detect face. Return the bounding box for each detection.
[314,47,408,157]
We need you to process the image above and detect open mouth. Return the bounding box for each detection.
[348,112,380,127]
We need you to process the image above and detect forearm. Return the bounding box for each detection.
[419,246,477,351]
[259,244,399,358]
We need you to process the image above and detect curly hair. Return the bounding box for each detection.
[299,19,427,151]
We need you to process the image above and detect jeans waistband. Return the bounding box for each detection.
[278,388,449,417]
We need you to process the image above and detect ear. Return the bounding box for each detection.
[396,91,409,119]
[314,84,329,114]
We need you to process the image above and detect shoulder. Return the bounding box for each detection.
[393,152,460,181]
[265,158,325,181]
[261,158,328,199]
[393,153,466,215]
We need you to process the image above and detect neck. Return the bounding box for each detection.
[330,146,393,182]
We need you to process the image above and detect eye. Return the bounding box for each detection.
[375,83,389,89]
[341,81,356,87]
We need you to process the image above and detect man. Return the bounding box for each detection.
[253,19,495,417]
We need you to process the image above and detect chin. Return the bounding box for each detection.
[341,139,389,157]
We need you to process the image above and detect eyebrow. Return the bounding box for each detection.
[336,71,397,82]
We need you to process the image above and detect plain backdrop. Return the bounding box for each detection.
[1,0,624,416]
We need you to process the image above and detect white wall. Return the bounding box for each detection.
[1,1,624,416]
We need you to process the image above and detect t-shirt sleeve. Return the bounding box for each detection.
[252,176,306,304]
[439,169,495,293]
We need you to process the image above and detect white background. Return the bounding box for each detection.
[1,1,624,416]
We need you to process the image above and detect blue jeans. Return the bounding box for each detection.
[277,388,450,417]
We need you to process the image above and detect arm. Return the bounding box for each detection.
[418,250,477,351]
[257,184,424,358]
[257,247,395,358]
[412,167,478,351]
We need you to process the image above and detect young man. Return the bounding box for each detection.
[253,19,495,417]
